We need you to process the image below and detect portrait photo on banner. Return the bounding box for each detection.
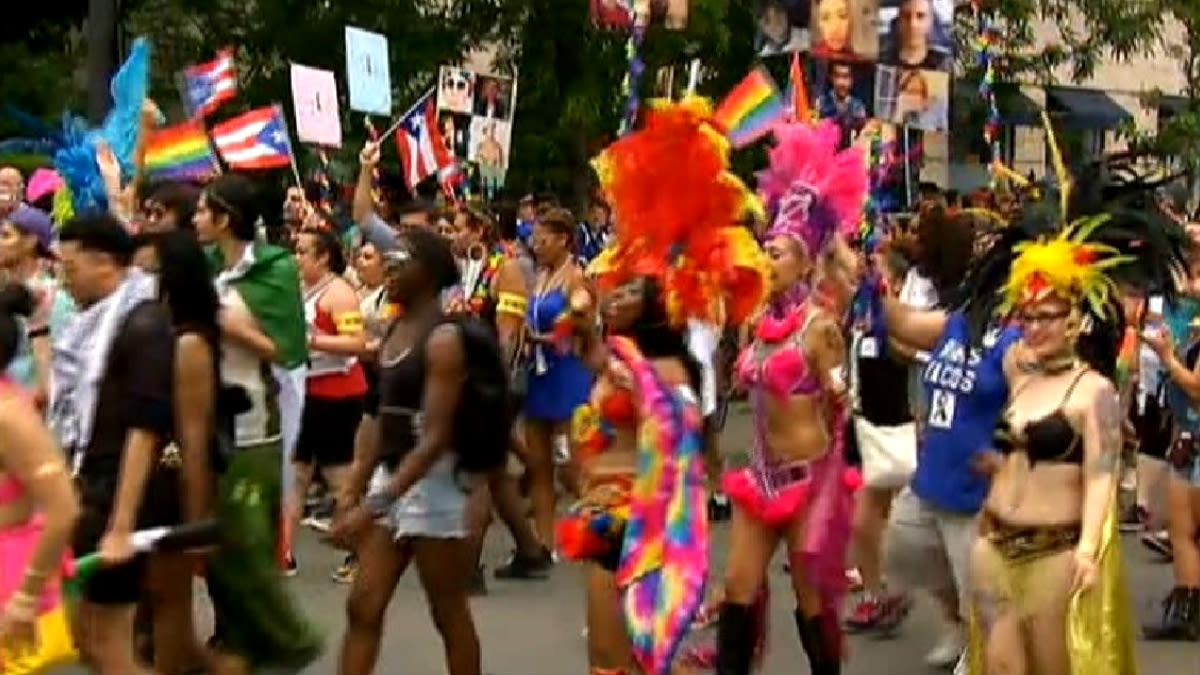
[468,117,511,172]
[438,110,472,158]
[874,65,949,131]
[437,67,475,115]
[756,0,811,57]
[473,74,513,120]
[877,0,954,70]
[811,0,880,61]
[812,57,875,146]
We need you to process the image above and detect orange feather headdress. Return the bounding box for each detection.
[588,97,770,327]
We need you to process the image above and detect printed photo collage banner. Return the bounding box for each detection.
[435,66,518,189]
[756,0,954,133]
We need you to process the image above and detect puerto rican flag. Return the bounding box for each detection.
[395,90,455,190]
[183,48,237,117]
[211,106,293,170]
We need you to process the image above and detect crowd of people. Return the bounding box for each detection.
[0,93,1198,675]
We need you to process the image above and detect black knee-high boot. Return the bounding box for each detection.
[716,602,757,675]
[795,609,841,675]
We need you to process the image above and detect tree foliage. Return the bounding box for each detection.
[1117,0,1200,177]
[496,0,758,201]
[4,0,1196,200]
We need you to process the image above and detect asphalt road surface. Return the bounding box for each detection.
[56,405,1200,674]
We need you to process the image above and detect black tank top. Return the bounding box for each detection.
[377,337,424,469]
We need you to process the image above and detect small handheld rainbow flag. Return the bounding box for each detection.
[143,118,219,181]
[712,66,787,148]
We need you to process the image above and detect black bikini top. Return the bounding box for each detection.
[992,368,1088,465]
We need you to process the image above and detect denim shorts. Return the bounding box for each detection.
[369,455,469,539]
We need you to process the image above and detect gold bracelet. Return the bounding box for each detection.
[5,591,39,620]
[22,567,50,582]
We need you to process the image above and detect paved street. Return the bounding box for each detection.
[58,405,1200,674]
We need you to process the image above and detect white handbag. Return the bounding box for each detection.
[853,417,917,489]
[849,329,918,488]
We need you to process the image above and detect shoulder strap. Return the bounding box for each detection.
[1060,367,1090,407]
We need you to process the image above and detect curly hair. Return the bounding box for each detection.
[911,205,975,304]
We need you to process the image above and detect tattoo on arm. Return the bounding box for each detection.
[1089,384,1121,475]
[819,320,843,357]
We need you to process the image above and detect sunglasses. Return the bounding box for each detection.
[383,249,413,268]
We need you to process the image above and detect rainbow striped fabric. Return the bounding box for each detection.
[712,67,787,148]
[608,336,709,675]
[143,118,218,180]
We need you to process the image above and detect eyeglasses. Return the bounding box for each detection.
[1018,310,1070,326]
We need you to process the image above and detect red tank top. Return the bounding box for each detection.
[307,304,368,399]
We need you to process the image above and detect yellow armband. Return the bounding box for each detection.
[334,311,364,335]
[497,292,528,318]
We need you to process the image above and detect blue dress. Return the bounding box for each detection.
[524,287,593,422]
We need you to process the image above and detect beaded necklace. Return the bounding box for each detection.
[466,246,509,315]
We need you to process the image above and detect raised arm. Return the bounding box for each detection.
[881,294,949,352]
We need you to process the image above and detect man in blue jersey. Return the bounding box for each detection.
[880,309,1020,673]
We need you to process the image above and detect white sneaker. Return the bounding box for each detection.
[952,649,968,675]
[925,625,965,668]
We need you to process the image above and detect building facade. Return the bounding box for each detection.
[926,17,1190,190]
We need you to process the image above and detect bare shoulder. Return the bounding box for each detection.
[806,311,844,351]
[326,278,361,307]
[425,323,466,367]
[0,394,42,443]
[175,332,213,359]
[174,332,215,375]
[1076,370,1119,422]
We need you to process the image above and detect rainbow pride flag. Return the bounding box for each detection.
[143,118,218,180]
[712,66,787,148]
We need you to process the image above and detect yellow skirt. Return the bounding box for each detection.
[966,504,1138,675]
[0,604,77,675]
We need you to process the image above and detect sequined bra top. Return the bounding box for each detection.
[735,305,822,398]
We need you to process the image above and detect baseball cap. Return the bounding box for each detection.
[7,204,55,258]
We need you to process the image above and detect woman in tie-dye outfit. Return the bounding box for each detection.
[554,97,769,675]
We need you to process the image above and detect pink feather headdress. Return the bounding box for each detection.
[756,121,868,256]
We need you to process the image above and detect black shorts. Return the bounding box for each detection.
[1131,397,1171,460]
[72,466,178,606]
[294,394,365,467]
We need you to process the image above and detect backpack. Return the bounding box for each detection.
[416,313,512,474]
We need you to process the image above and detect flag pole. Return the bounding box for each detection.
[376,87,436,144]
[274,103,304,187]
[685,58,701,96]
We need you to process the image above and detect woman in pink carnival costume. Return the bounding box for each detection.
[715,120,867,675]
